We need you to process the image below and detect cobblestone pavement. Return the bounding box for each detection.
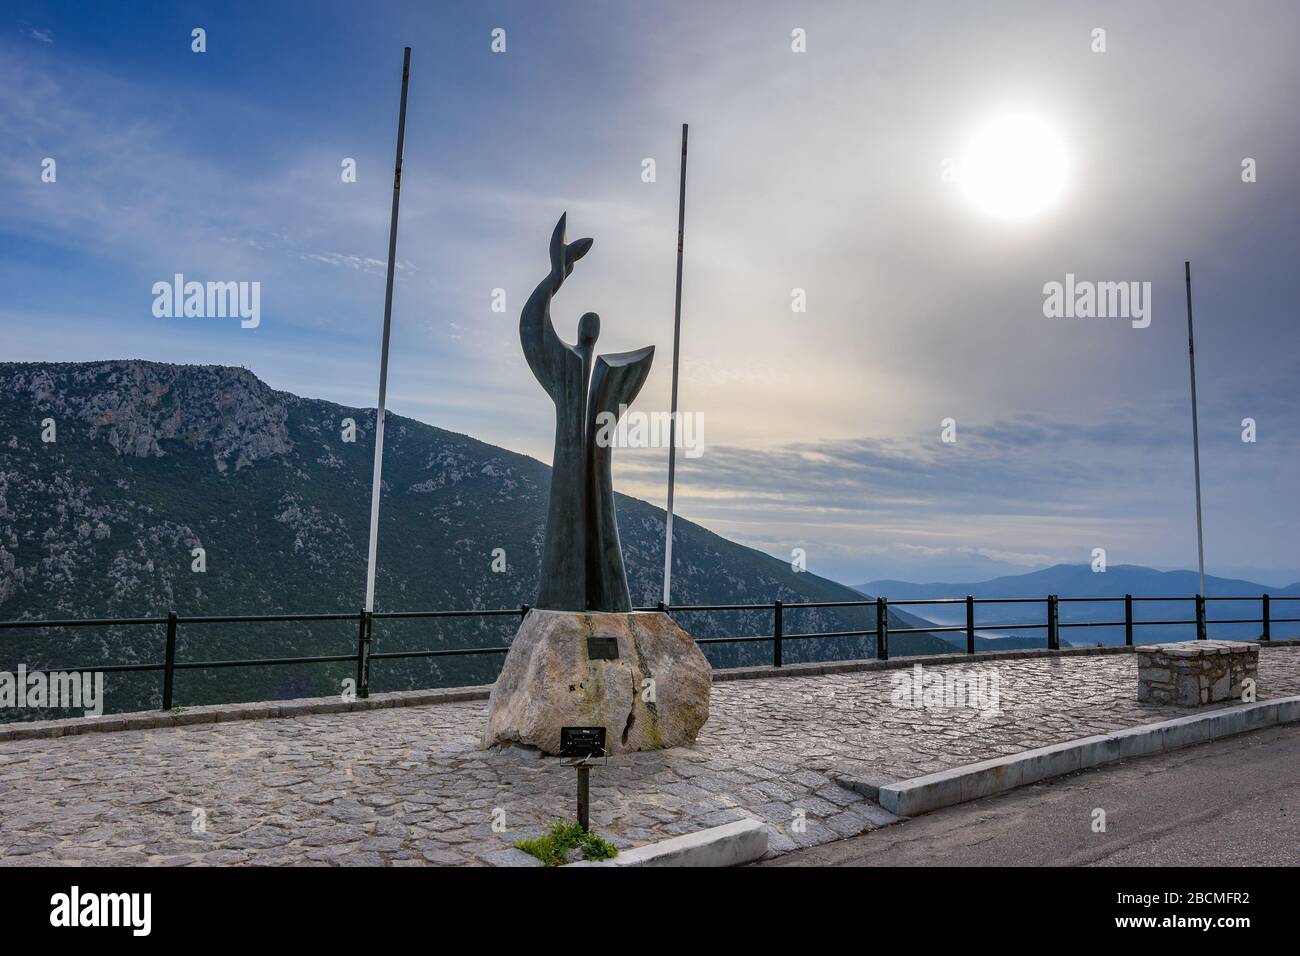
[1,649,1296,866]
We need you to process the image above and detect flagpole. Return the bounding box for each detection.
[364,47,411,614]
[1184,260,1206,598]
[662,123,689,606]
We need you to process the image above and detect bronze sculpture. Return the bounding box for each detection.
[520,214,654,612]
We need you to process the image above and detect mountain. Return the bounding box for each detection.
[843,552,1048,587]
[856,564,1297,646]
[0,360,951,718]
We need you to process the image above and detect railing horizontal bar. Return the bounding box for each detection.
[6,595,1289,631]
[659,604,763,612]
[1204,618,1264,625]
[874,598,967,606]
[179,613,359,624]
[0,617,168,630]
[889,625,967,634]
[174,654,358,669]
[783,629,875,640]
[20,662,165,675]
[1058,620,1127,628]
[780,600,873,609]
[370,647,511,659]
[370,609,522,620]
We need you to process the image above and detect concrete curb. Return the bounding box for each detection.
[875,694,1300,817]
[3,640,1294,742]
[564,819,769,867]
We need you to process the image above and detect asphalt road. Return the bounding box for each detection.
[762,724,1300,866]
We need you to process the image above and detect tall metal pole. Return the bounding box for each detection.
[364,47,411,614]
[662,124,689,606]
[1184,260,1206,598]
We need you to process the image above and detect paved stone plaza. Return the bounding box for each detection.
[1,648,1297,866]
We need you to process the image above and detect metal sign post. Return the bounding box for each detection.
[560,726,608,831]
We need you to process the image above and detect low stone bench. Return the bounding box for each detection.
[1137,640,1258,706]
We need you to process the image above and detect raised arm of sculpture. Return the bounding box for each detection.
[520,213,597,611]
[519,213,593,401]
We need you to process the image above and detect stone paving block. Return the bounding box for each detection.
[484,846,545,867]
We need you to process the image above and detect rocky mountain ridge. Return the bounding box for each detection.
[0,360,949,717]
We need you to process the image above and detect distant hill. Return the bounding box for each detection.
[0,360,952,718]
[856,564,1299,646]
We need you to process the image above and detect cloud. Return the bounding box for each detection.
[22,27,53,44]
[300,253,413,274]
[611,396,1298,583]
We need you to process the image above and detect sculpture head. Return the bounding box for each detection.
[577,311,601,348]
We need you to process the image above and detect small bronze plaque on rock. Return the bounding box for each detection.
[587,636,619,660]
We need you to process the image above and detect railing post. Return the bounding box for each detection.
[656,601,666,613]
[1047,594,1059,650]
[1124,593,1133,646]
[521,603,530,621]
[965,594,975,654]
[773,600,783,668]
[162,611,178,711]
[1262,593,1270,641]
[356,609,371,699]
[875,597,889,660]
[1195,594,1206,641]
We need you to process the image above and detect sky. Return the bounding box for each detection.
[2,0,1298,586]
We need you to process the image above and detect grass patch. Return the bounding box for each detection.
[514,821,619,867]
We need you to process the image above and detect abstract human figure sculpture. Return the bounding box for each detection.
[486,215,708,757]
[520,214,654,612]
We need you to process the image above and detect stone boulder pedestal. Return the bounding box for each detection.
[482,609,711,755]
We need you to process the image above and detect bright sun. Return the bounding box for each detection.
[960,114,1068,220]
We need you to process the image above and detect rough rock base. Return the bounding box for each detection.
[482,610,711,755]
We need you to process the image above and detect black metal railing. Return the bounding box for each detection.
[1,593,1295,712]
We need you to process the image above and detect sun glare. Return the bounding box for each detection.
[960,114,1068,220]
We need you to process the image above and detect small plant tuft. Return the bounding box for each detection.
[514,820,619,867]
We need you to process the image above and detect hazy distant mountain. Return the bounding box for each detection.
[0,360,951,718]
[856,564,1298,645]
[843,553,1048,587]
